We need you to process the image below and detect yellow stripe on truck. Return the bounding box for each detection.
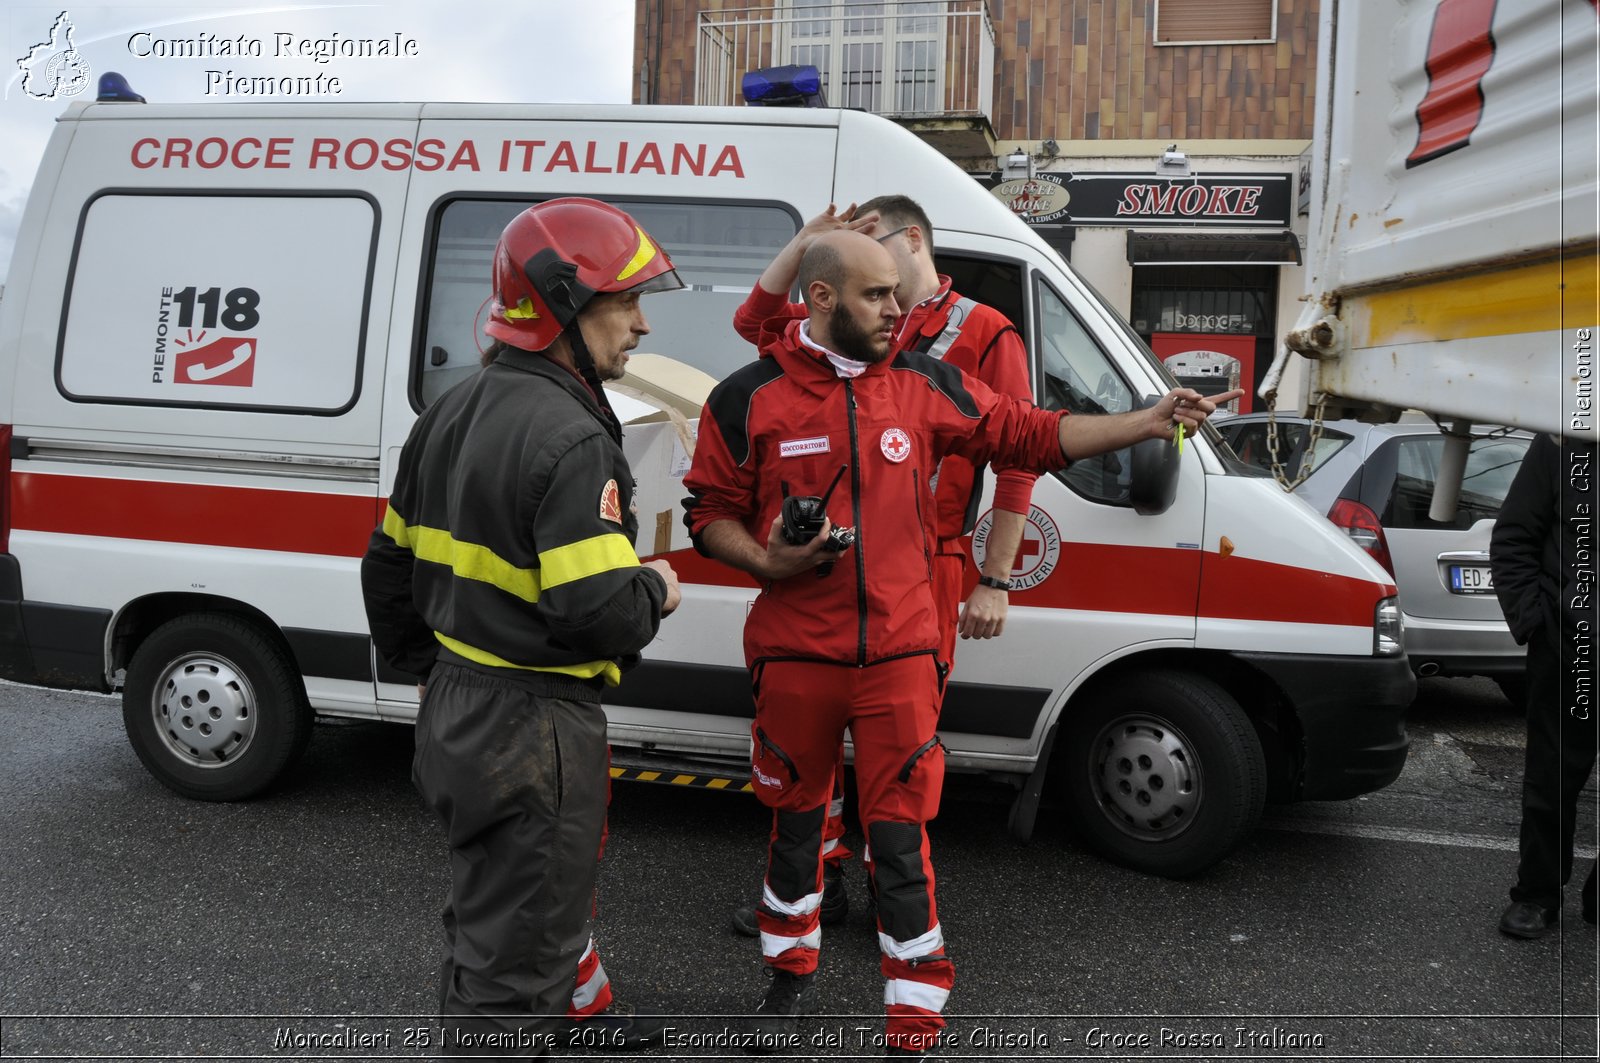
[1352,251,1598,347]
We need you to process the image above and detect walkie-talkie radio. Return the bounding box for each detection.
[780,464,857,574]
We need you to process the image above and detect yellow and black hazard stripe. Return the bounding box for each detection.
[609,765,753,793]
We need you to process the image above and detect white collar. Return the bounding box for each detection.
[799,321,870,379]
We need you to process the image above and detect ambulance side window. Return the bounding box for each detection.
[1033,278,1137,505]
[417,199,799,408]
[58,192,373,414]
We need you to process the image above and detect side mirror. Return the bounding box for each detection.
[1128,394,1181,515]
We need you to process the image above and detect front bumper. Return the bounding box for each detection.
[1239,651,1414,801]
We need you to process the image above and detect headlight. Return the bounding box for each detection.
[1374,596,1404,656]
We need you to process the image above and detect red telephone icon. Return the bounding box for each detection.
[175,337,256,387]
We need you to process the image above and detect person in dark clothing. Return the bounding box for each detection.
[1491,431,1598,939]
[361,198,683,1054]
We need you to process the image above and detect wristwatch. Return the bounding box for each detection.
[976,575,1013,591]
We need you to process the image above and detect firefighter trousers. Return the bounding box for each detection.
[415,660,609,1059]
[749,655,953,1053]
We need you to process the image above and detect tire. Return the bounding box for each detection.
[122,612,313,801]
[1061,669,1266,879]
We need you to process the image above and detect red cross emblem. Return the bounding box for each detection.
[880,427,912,463]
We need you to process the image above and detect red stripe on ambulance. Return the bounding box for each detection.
[11,472,381,557]
[651,545,1387,628]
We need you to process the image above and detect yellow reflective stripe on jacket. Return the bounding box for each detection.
[383,508,541,603]
[539,532,641,590]
[434,633,622,686]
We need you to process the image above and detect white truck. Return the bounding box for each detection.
[0,90,1414,880]
[1269,0,1598,458]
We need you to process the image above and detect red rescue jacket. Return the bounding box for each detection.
[734,281,1037,548]
[683,320,1068,668]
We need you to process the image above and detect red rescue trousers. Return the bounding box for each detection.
[749,655,953,1052]
[822,551,965,881]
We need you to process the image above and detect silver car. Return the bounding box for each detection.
[1215,412,1530,702]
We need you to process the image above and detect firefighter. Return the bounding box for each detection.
[683,229,1236,1056]
[362,198,682,1057]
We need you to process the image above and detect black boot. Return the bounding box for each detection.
[566,999,665,1051]
[731,865,847,937]
[1499,900,1559,939]
[743,969,816,1055]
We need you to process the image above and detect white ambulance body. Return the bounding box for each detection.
[0,98,1412,877]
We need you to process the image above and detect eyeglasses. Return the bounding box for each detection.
[874,226,908,245]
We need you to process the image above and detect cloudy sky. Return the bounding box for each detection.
[0,1,634,283]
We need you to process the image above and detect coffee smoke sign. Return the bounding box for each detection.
[991,172,1293,228]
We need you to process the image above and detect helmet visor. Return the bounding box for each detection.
[625,268,685,297]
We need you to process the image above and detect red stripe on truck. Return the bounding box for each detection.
[11,472,382,557]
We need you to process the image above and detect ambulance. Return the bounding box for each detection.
[0,88,1412,878]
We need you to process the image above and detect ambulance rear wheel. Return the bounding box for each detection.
[1062,669,1266,879]
[123,613,312,801]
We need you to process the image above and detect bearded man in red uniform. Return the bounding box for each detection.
[727,197,1039,937]
[683,230,1235,1057]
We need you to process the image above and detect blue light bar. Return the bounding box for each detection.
[97,71,146,103]
[741,65,826,107]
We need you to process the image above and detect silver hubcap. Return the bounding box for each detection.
[152,653,256,768]
[1088,715,1200,840]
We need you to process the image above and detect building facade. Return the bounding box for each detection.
[633,0,1318,407]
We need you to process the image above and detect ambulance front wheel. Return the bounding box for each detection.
[1062,669,1266,879]
[122,612,313,801]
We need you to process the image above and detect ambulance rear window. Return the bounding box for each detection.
[416,198,798,408]
[57,192,375,414]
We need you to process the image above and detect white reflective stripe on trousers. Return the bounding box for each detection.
[883,978,950,1012]
[878,922,944,961]
[762,882,822,917]
[760,926,822,959]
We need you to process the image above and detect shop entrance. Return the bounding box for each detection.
[1129,264,1279,411]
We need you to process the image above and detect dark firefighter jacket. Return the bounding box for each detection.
[361,347,668,686]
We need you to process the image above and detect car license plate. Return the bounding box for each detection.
[1449,564,1494,593]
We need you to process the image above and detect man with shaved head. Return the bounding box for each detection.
[728,198,1043,943]
[684,230,1236,1058]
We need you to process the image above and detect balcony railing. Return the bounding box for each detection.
[696,1,995,121]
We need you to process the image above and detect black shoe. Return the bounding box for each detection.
[1499,900,1559,939]
[742,970,816,1055]
[731,866,847,938]
[568,1002,665,1052]
[820,862,848,924]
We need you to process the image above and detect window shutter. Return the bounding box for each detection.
[1156,0,1274,43]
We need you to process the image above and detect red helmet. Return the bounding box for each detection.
[485,198,683,351]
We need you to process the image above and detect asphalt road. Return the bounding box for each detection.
[0,675,1595,1061]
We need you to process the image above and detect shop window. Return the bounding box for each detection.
[1155,0,1276,45]
[1130,264,1278,405]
